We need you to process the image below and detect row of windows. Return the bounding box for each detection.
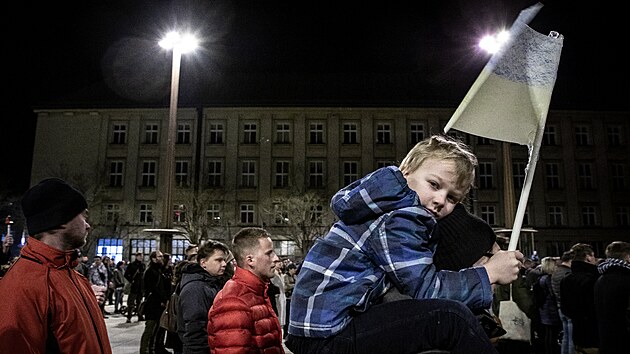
[103,200,630,228]
[104,202,326,227]
[110,121,628,147]
[108,158,628,191]
[96,237,296,262]
[108,159,380,189]
[473,205,630,227]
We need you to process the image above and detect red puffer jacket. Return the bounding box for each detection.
[208,266,284,354]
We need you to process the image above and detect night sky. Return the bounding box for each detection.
[2,0,627,197]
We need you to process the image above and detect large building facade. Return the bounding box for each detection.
[30,106,630,261]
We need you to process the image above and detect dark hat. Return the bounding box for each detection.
[433,204,496,271]
[21,178,88,235]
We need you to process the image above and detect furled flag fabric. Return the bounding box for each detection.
[443,2,563,147]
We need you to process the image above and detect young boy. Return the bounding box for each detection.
[286,134,523,354]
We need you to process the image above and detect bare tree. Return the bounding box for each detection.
[261,191,335,257]
[176,188,232,245]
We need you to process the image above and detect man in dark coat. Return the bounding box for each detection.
[594,241,630,354]
[560,243,599,351]
[140,250,170,354]
[125,252,146,323]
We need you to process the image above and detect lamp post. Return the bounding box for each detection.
[157,31,198,254]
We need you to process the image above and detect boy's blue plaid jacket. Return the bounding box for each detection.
[288,166,493,338]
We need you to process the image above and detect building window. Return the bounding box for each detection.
[171,239,191,262]
[309,160,324,188]
[376,160,396,169]
[543,125,558,146]
[175,160,190,187]
[606,125,623,146]
[275,123,291,144]
[545,162,561,190]
[274,204,289,224]
[575,125,592,146]
[112,124,127,144]
[144,123,159,144]
[274,240,297,257]
[141,160,157,187]
[343,161,359,186]
[309,122,324,144]
[130,239,158,262]
[376,123,392,144]
[243,123,257,144]
[109,161,124,187]
[513,162,526,189]
[615,206,630,226]
[177,123,192,144]
[209,122,224,144]
[478,162,494,189]
[275,161,290,188]
[207,160,223,187]
[343,122,358,144]
[240,160,257,188]
[207,204,222,225]
[240,203,255,224]
[311,205,324,224]
[480,205,496,225]
[105,204,120,223]
[577,162,595,190]
[409,122,425,145]
[173,204,186,223]
[581,206,597,226]
[139,204,153,223]
[548,206,564,226]
[611,163,626,189]
[96,238,123,262]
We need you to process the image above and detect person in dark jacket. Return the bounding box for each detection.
[594,241,630,354]
[125,252,146,323]
[177,240,229,353]
[560,243,599,352]
[140,250,170,354]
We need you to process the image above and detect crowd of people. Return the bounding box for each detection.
[0,135,628,354]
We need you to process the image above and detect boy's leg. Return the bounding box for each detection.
[288,298,497,354]
[349,299,496,354]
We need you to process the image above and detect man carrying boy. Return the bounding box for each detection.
[286,135,523,354]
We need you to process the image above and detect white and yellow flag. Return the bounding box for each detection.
[444,2,563,147]
[444,2,563,251]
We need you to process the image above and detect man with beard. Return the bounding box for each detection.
[0,178,112,353]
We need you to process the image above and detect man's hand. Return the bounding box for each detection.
[92,284,107,306]
[482,250,523,285]
[2,234,13,252]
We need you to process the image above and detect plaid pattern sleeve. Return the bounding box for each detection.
[288,166,493,338]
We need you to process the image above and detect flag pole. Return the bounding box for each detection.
[508,120,545,251]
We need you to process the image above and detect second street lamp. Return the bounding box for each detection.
[156,31,198,254]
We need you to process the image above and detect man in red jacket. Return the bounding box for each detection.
[207,227,284,353]
[0,178,112,353]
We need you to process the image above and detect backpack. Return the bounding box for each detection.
[159,284,179,332]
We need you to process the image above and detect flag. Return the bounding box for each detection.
[443,2,563,147]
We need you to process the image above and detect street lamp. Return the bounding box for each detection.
[155,31,198,254]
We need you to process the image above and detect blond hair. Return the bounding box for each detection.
[399,135,478,194]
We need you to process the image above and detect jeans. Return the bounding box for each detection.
[127,292,142,320]
[558,309,574,354]
[286,298,498,354]
[140,320,159,354]
[114,287,124,312]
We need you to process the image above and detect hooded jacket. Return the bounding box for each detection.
[0,237,112,353]
[207,266,284,354]
[288,166,493,338]
[177,262,223,354]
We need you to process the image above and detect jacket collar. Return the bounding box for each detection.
[21,237,79,269]
[232,265,268,296]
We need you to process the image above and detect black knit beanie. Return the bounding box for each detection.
[21,178,88,235]
[433,203,496,271]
